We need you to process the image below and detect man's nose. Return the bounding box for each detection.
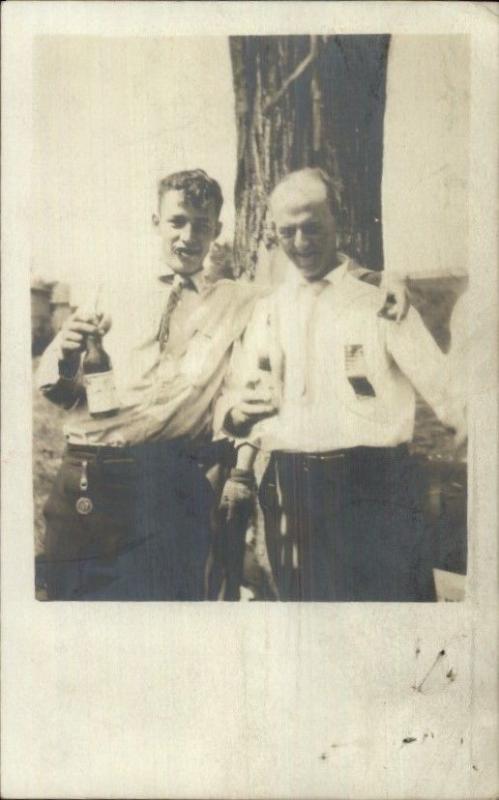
[294,228,308,250]
[180,223,196,243]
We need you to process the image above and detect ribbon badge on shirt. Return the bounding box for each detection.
[344,344,376,398]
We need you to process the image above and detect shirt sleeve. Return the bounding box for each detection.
[36,332,85,410]
[212,297,272,446]
[383,306,466,432]
[348,265,382,287]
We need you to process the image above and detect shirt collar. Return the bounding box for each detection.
[157,264,206,293]
[287,252,352,289]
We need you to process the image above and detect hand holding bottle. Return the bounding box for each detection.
[59,309,112,363]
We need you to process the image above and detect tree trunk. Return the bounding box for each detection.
[229,35,390,278]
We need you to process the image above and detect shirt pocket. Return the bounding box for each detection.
[344,343,377,399]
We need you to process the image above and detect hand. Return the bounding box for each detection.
[227,381,278,436]
[378,274,410,323]
[219,477,255,524]
[59,309,112,363]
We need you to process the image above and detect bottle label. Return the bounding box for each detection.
[84,370,119,415]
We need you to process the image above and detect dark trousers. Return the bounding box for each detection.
[37,441,223,601]
[259,446,436,602]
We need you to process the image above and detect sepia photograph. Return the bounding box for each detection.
[2,3,497,799]
[32,33,469,603]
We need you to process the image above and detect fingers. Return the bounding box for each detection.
[72,308,99,324]
[63,330,86,345]
[238,399,275,416]
[62,312,99,344]
[241,388,273,404]
[234,407,276,429]
[65,320,98,335]
[218,496,234,525]
[60,321,94,356]
[400,297,410,322]
[377,293,396,320]
[61,339,84,352]
[393,295,410,323]
[378,293,409,324]
[60,308,112,357]
[60,331,85,357]
[97,313,112,335]
[67,308,113,333]
[378,306,397,321]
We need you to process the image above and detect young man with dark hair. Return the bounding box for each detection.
[156,169,224,219]
[36,168,255,601]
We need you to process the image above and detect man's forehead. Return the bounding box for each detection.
[271,180,329,217]
[272,196,330,223]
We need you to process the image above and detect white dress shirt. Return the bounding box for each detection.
[232,256,465,453]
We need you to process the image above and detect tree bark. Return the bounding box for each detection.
[229,35,390,278]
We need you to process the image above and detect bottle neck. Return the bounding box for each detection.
[83,331,112,373]
[86,332,102,351]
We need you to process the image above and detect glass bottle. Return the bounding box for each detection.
[82,330,119,418]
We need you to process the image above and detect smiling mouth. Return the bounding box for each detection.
[295,251,317,260]
[175,247,201,257]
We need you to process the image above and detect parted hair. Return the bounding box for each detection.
[157,169,224,217]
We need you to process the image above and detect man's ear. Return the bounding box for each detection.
[215,220,223,239]
[152,213,160,230]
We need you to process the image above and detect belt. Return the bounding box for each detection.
[274,444,409,463]
[66,437,234,468]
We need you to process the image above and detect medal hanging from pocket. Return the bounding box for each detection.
[75,459,94,515]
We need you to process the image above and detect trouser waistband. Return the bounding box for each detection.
[272,444,409,464]
[66,437,234,469]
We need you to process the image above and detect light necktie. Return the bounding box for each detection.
[157,274,190,352]
[300,279,328,400]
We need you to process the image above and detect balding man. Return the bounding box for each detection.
[222,168,466,602]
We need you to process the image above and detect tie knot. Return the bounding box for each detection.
[170,274,191,292]
[173,274,188,288]
[159,273,193,291]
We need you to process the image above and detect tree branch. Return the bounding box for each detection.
[262,36,319,115]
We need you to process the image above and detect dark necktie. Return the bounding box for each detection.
[157,274,191,352]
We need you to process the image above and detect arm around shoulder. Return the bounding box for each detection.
[385,306,467,439]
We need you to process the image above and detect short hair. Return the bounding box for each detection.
[157,169,223,217]
[270,167,342,218]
